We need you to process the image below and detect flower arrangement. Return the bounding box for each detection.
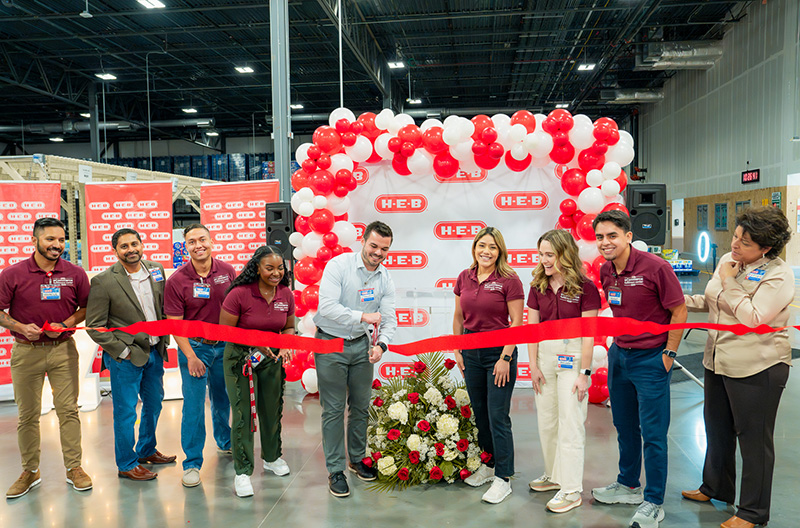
[366,352,486,491]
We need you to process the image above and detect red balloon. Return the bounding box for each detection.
[560,198,578,215]
[387,137,402,153]
[357,112,380,138]
[588,383,609,404]
[295,304,309,318]
[292,289,304,309]
[312,126,342,155]
[433,153,459,179]
[346,175,358,191]
[550,144,575,165]
[392,154,411,176]
[593,367,609,385]
[606,128,620,146]
[308,209,334,234]
[576,214,597,241]
[340,131,357,147]
[309,170,334,196]
[572,210,585,224]
[547,109,574,132]
[398,124,422,148]
[470,115,494,140]
[350,121,364,134]
[335,118,351,134]
[551,131,570,147]
[474,153,501,170]
[471,141,488,157]
[561,168,587,196]
[294,257,323,285]
[422,127,447,154]
[304,353,315,369]
[487,142,504,159]
[504,151,532,172]
[334,169,352,185]
[294,350,311,368]
[301,158,317,173]
[591,141,609,156]
[400,141,416,158]
[602,202,630,216]
[333,185,349,198]
[331,244,344,256]
[333,213,348,222]
[294,215,310,235]
[291,169,310,192]
[284,362,302,382]
[593,118,619,142]
[306,145,322,160]
[316,246,333,262]
[481,127,498,144]
[616,171,628,192]
[322,232,339,248]
[316,154,331,170]
[592,255,605,276]
[510,110,536,133]
[578,149,604,172]
[301,285,320,310]
[559,214,575,229]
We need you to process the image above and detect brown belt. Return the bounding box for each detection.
[15,338,70,347]
[190,337,221,345]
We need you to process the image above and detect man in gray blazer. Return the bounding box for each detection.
[86,228,176,481]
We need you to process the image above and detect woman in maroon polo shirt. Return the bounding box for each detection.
[219,245,295,498]
[453,226,524,504]
[526,229,600,513]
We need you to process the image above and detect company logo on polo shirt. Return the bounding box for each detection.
[379,362,414,379]
[248,200,266,209]
[433,168,488,183]
[353,167,369,185]
[144,243,158,251]
[493,191,548,210]
[236,211,256,220]
[215,212,233,221]
[150,211,170,219]
[396,308,430,327]
[101,212,122,221]
[125,211,145,220]
[87,202,109,210]
[114,201,134,209]
[217,253,234,262]
[8,235,28,243]
[206,223,223,231]
[353,222,365,241]
[90,223,111,231]
[226,242,245,251]
[103,255,117,263]
[90,244,111,253]
[7,212,31,221]
[217,233,234,241]
[434,221,486,240]
[435,278,456,289]
[204,202,222,211]
[0,246,17,254]
[248,221,266,230]
[137,200,158,209]
[383,251,428,269]
[150,254,171,261]
[508,248,539,267]
[21,201,45,209]
[226,201,244,209]
[226,222,245,231]
[374,194,427,213]
[248,242,262,250]
[150,232,170,240]
[237,232,256,240]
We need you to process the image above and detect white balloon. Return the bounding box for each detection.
[420,118,443,131]
[450,139,474,161]
[601,179,621,197]
[510,143,528,161]
[524,130,554,159]
[373,133,393,160]
[572,114,593,128]
[312,195,328,209]
[606,143,634,166]
[290,192,305,214]
[508,123,527,143]
[289,232,304,247]
[586,169,604,187]
[301,368,318,393]
[329,153,354,175]
[293,247,306,260]
[569,123,595,150]
[332,221,357,247]
[301,231,324,256]
[530,155,551,168]
[491,113,510,128]
[295,143,312,164]
[298,313,317,335]
[389,113,415,135]
[496,123,516,149]
[591,346,608,371]
[578,239,600,261]
[374,108,394,131]
[632,240,649,252]
[328,107,356,127]
[605,193,625,205]
[442,125,463,146]
[602,161,622,180]
[298,202,314,217]
[577,187,605,215]
[345,135,373,162]
[443,115,461,128]
[458,117,475,138]
[326,194,351,216]
[618,130,634,147]
[533,113,547,128]
[407,149,434,175]
[296,187,314,202]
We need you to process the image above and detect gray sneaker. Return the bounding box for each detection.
[591,481,644,504]
[629,501,664,528]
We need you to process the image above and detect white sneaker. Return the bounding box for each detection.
[546,490,582,513]
[529,473,560,492]
[263,457,290,476]
[181,468,201,488]
[481,477,512,504]
[628,501,665,528]
[234,474,253,497]
[464,464,494,487]
[591,481,644,505]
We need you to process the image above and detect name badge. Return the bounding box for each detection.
[193,283,211,299]
[607,287,622,306]
[40,285,61,301]
[149,268,164,282]
[557,355,575,369]
[746,269,765,282]
[359,288,375,302]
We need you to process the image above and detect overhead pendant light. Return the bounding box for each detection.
[80,113,91,118]
[290,103,304,110]
[50,137,64,142]
[235,66,254,73]
[95,73,116,80]
[79,0,92,18]
[182,107,198,114]
[137,0,166,8]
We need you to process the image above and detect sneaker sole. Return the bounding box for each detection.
[235,490,254,497]
[482,488,512,504]
[465,476,494,487]
[6,478,41,499]
[66,478,93,491]
[329,487,350,497]
[530,483,561,492]
[263,467,290,477]
[181,475,201,488]
[347,466,376,481]
[629,508,665,528]
[592,492,644,505]
[547,498,582,513]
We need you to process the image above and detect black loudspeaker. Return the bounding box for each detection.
[265,202,295,260]
[626,184,667,246]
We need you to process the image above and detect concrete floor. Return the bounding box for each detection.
[2,272,800,527]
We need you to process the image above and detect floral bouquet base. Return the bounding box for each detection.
[366,352,489,492]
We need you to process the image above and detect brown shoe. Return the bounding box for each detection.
[66,467,93,491]
[720,516,756,528]
[7,470,41,499]
[681,489,711,502]
[138,450,177,465]
[118,465,157,481]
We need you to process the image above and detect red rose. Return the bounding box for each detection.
[398,467,410,481]
[361,457,374,468]
[407,392,420,404]
[434,443,445,457]
[459,468,472,480]
[429,466,443,480]
[460,405,471,419]
[387,429,401,441]
[444,358,456,370]
[408,451,420,464]
[372,451,382,460]
[456,439,469,452]
[480,451,492,464]
[417,420,431,432]
[373,397,384,407]
[413,361,427,374]
[445,396,457,409]
[372,379,382,389]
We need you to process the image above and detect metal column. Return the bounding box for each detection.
[88,83,101,162]
[270,0,292,203]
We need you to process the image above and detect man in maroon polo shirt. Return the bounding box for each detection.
[0,217,92,499]
[590,210,687,528]
[164,224,235,488]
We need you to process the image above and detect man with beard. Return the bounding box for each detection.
[1,218,92,498]
[86,228,175,482]
[313,221,397,498]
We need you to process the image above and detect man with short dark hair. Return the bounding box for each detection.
[591,210,687,528]
[164,224,235,487]
[313,221,397,497]
[86,228,175,482]
[1,218,92,498]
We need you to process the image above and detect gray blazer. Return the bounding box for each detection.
[86,260,168,367]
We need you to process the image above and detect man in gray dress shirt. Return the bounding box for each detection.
[313,221,397,498]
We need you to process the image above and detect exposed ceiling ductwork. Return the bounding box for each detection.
[635,41,723,71]
[600,89,665,104]
[0,118,215,135]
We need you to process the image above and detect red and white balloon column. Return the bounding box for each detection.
[289,107,634,400]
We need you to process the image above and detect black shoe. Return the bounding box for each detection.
[328,472,350,497]
[348,461,377,482]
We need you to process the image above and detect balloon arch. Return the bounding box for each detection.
[286,108,634,403]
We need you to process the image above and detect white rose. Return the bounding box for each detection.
[407,434,421,452]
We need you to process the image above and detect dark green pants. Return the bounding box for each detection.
[223,343,285,476]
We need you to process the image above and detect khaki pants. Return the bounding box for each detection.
[11,339,82,470]
[534,338,588,493]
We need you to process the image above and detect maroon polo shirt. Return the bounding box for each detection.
[221,282,295,333]
[164,257,236,323]
[0,255,90,341]
[454,268,525,332]
[527,278,601,322]
[599,246,685,349]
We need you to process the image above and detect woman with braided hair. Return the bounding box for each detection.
[219,245,295,497]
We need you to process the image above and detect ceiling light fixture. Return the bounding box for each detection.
[290,103,304,110]
[206,131,219,137]
[79,0,92,18]
[388,61,405,69]
[406,98,422,105]
[49,137,64,142]
[182,107,198,114]
[578,63,596,71]
[95,73,116,80]
[555,103,569,108]
[137,0,166,8]
[80,113,91,118]
[235,66,254,73]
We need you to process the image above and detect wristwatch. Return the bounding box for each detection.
[500,354,512,362]
[376,342,388,353]
[663,349,677,359]
[580,368,592,376]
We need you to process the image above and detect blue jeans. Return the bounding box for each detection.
[179,340,232,470]
[462,345,517,479]
[607,343,672,505]
[104,348,165,472]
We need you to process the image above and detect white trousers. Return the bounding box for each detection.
[534,338,588,493]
